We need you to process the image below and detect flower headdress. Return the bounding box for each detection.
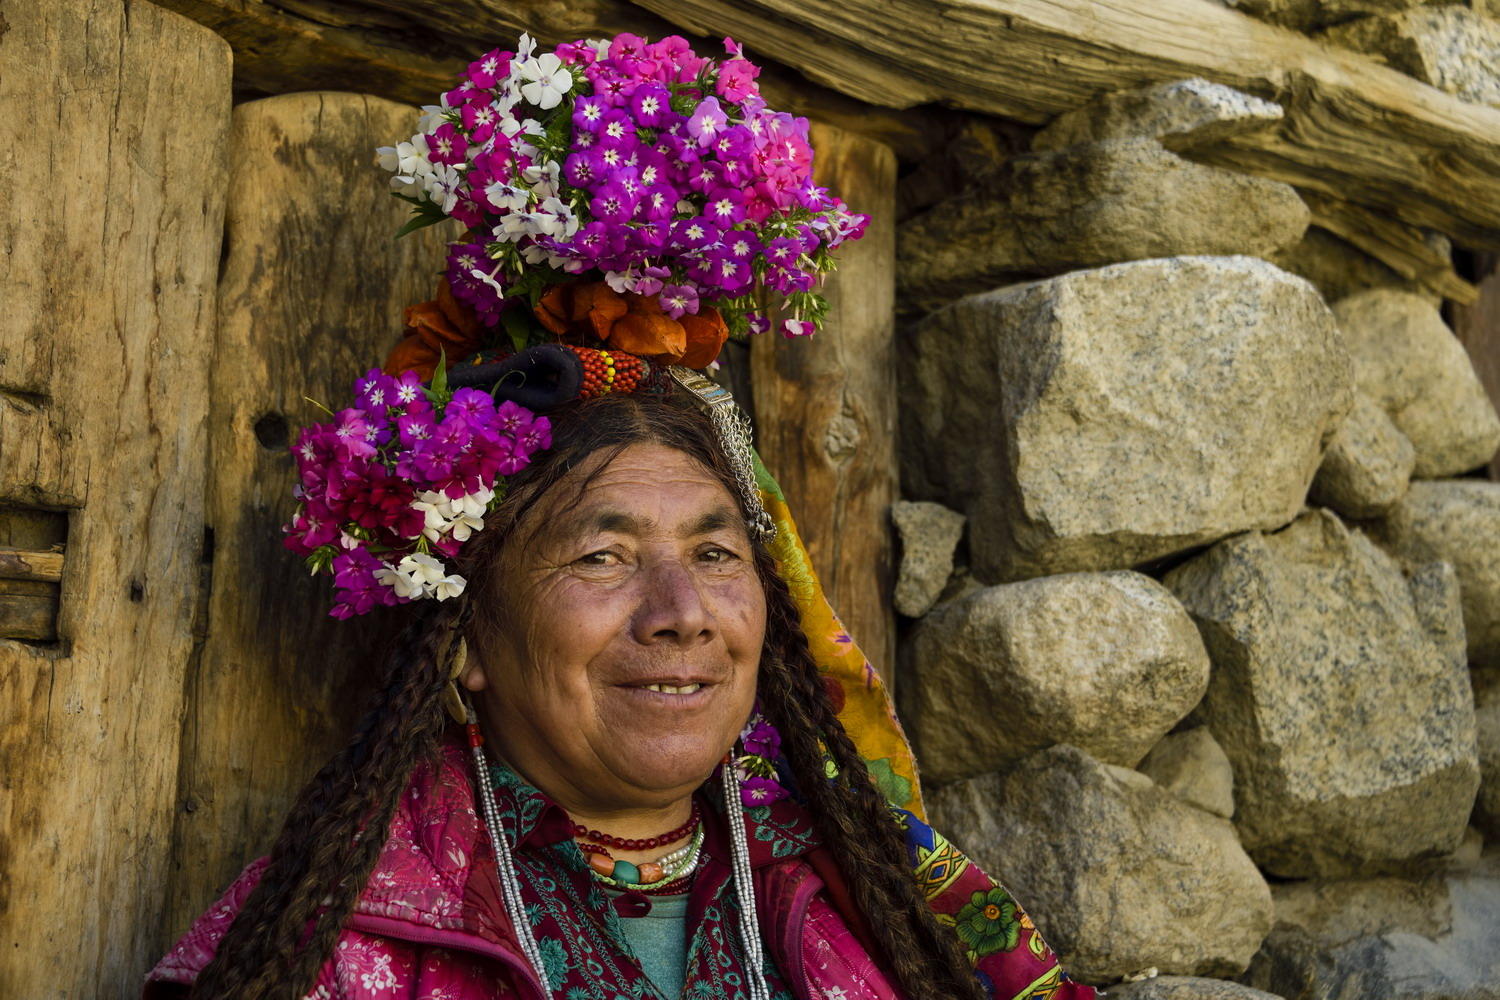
[282,31,868,620]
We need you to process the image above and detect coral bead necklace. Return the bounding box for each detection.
[574,800,704,891]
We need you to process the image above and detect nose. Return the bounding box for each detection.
[631,557,715,645]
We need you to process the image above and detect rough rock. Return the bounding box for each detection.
[901,255,1352,583]
[1307,391,1415,518]
[1033,78,1284,153]
[898,140,1308,310]
[1270,225,1439,306]
[891,500,965,618]
[905,571,1208,784]
[1472,668,1500,839]
[1137,727,1236,820]
[1162,508,1479,878]
[1242,853,1500,1000]
[1323,8,1500,108]
[1332,289,1500,479]
[1103,977,1284,1000]
[1213,0,1425,32]
[928,745,1273,985]
[1363,480,1500,669]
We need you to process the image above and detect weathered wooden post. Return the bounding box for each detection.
[751,123,900,684]
[0,2,231,995]
[162,92,454,937]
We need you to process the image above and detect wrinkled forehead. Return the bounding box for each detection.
[526,443,750,548]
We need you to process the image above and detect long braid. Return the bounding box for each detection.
[755,554,990,1000]
[189,607,457,999]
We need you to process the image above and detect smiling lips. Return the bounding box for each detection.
[639,682,704,694]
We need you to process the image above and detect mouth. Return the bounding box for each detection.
[637,682,704,695]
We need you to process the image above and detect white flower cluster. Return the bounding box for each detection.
[376,33,605,282]
[412,486,494,543]
[374,553,467,602]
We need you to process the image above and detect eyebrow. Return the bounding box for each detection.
[580,504,742,538]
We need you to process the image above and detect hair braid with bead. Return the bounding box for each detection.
[187,607,457,999]
[753,551,991,1000]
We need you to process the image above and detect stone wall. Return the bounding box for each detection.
[894,69,1500,998]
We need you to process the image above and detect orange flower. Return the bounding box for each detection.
[535,281,727,368]
[383,278,484,380]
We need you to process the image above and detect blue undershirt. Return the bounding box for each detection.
[603,888,692,999]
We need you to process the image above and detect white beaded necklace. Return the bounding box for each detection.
[465,710,771,1000]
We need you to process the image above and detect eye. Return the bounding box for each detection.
[699,545,741,564]
[576,549,622,566]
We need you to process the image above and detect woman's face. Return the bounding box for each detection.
[463,443,767,815]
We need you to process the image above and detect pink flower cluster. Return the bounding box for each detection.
[283,368,551,618]
[378,32,869,339]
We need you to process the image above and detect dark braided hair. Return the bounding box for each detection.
[189,391,985,1000]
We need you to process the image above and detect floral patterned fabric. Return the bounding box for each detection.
[146,740,1093,1000]
[753,456,923,816]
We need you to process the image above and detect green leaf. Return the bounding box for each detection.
[501,308,533,354]
[395,211,447,239]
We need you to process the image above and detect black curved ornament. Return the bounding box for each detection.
[444,343,584,411]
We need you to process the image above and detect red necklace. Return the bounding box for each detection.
[572,800,701,851]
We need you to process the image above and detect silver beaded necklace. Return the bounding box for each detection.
[465,707,772,1000]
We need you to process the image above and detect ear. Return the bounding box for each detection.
[461,658,490,692]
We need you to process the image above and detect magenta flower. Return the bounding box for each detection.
[782,318,816,337]
[633,264,671,296]
[670,217,721,251]
[429,123,468,166]
[590,181,639,223]
[716,58,761,103]
[746,312,771,335]
[467,48,510,89]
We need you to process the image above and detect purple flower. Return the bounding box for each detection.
[633,264,671,296]
[764,236,802,269]
[332,408,376,459]
[596,109,636,149]
[739,775,789,806]
[354,369,399,413]
[721,228,762,262]
[630,83,674,128]
[659,282,700,319]
[573,94,610,133]
[685,159,723,195]
[446,387,496,430]
[706,253,752,294]
[686,96,729,148]
[669,216,721,251]
[704,187,746,227]
[709,124,752,161]
[639,184,678,222]
[782,318,816,338]
[590,181,639,224]
[493,400,533,436]
[746,312,771,335]
[563,151,601,188]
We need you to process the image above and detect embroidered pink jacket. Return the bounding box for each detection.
[145,742,1092,1000]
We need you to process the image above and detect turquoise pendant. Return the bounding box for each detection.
[612,860,641,883]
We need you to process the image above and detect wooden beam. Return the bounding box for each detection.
[626,0,1500,248]
[1300,190,1478,304]
[751,123,900,688]
[0,548,65,584]
[0,1,230,995]
[153,0,947,159]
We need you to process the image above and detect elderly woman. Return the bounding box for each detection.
[146,29,1097,1000]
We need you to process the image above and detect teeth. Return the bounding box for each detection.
[643,683,703,694]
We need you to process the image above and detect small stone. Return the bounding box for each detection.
[1033,78,1284,153]
[1137,727,1236,820]
[1363,480,1500,669]
[1322,8,1500,108]
[891,500,965,617]
[1103,976,1285,1000]
[587,853,614,877]
[1308,391,1416,519]
[906,571,1209,784]
[1332,289,1500,479]
[1243,856,1500,999]
[929,745,1273,984]
[636,862,664,884]
[1163,508,1480,877]
[901,256,1351,582]
[612,860,640,884]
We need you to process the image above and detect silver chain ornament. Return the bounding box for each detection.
[668,366,777,544]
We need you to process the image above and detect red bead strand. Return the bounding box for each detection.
[572,800,700,851]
